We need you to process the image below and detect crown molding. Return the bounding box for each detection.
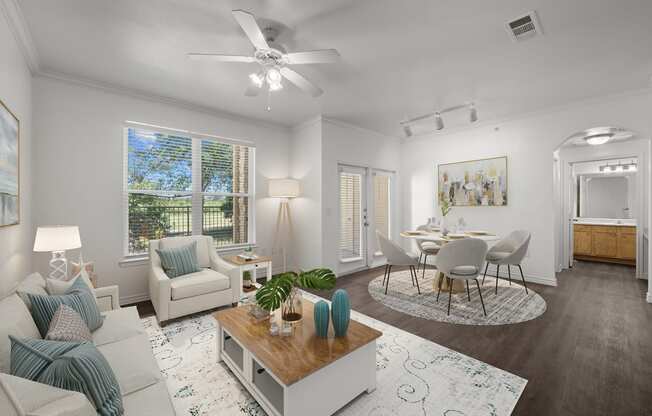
[36,69,291,133]
[291,115,322,132]
[0,0,40,73]
[322,116,400,141]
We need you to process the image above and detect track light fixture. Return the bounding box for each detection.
[400,102,477,137]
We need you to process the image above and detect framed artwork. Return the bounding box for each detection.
[438,156,507,206]
[0,99,19,226]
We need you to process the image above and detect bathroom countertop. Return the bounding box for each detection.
[573,219,637,227]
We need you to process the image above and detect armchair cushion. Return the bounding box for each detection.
[155,241,201,278]
[170,269,230,301]
[159,237,211,268]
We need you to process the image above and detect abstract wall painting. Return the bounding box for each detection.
[438,156,507,207]
[0,99,19,226]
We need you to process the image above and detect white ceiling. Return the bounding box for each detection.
[18,0,652,136]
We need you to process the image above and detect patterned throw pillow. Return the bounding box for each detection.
[9,337,124,416]
[46,304,93,342]
[156,241,201,278]
[28,278,103,337]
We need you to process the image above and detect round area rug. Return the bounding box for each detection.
[368,269,546,325]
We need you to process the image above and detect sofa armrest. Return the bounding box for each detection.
[93,285,120,312]
[149,266,171,323]
[209,252,240,302]
[1,374,96,416]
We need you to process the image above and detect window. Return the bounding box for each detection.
[373,174,391,239]
[125,126,254,256]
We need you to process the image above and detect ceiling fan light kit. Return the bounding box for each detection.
[188,9,340,109]
[401,103,478,136]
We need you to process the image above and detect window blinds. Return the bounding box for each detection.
[125,127,253,255]
[339,172,362,260]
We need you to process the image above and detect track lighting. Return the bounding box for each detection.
[401,102,478,137]
[469,104,478,123]
[434,113,444,130]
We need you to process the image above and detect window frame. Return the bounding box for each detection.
[122,123,256,259]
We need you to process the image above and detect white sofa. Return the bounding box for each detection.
[149,235,240,325]
[0,273,175,416]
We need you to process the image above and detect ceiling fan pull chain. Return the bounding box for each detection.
[267,89,272,111]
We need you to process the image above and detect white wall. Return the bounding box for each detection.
[32,76,291,303]
[401,91,652,287]
[321,119,401,276]
[0,10,33,297]
[289,117,323,271]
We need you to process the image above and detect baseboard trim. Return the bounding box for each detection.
[120,293,150,306]
[488,268,558,287]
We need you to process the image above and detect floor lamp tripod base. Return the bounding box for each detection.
[49,250,68,280]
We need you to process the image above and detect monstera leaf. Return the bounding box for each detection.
[255,268,336,312]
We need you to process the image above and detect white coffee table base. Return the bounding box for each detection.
[216,323,376,416]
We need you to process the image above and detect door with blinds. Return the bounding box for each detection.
[339,164,395,273]
[339,165,368,271]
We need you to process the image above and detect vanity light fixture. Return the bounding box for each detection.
[599,159,637,173]
[400,102,477,137]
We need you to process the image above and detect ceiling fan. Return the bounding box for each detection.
[188,9,339,101]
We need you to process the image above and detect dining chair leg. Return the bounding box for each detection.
[475,279,487,316]
[482,262,489,284]
[409,266,416,286]
[382,264,388,286]
[447,277,454,315]
[465,280,471,301]
[495,264,500,295]
[507,264,512,285]
[436,273,443,301]
[518,264,529,294]
[417,253,423,272]
[385,265,392,295]
[422,255,428,279]
[412,266,421,294]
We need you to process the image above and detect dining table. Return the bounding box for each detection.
[400,229,501,294]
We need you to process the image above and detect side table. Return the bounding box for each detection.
[223,255,273,300]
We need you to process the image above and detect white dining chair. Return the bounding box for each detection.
[415,224,441,276]
[376,231,421,295]
[482,230,531,295]
[435,238,488,316]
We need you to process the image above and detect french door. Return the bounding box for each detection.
[338,164,395,274]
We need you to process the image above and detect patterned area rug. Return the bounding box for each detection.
[142,292,527,416]
[368,269,547,325]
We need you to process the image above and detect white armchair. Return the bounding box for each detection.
[149,235,240,324]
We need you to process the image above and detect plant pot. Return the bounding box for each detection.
[282,287,303,323]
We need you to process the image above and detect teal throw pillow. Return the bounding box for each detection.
[9,337,123,416]
[156,241,201,278]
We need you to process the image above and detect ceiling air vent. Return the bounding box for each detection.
[505,11,542,41]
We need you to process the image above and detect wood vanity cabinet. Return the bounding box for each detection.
[573,224,636,265]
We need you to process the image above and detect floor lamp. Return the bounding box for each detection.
[269,178,300,273]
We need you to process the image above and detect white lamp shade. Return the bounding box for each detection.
[268,178,301,198]
[33,226,82,252]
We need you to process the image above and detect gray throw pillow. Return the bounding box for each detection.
[46,304,93,342]
[9,337,124,416]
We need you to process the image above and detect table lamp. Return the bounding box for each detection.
[33,226,82,280]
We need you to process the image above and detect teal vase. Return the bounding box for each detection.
[313,300,330,338]
[331,289,350,337]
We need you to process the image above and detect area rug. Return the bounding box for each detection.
[368,269,546,325]
[142,292,527,416]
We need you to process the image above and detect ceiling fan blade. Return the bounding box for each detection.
[280,67,323,97]
[244,84,262,97]
[187,53,255,63]
[232,10,269,51]
[284,49,340,64]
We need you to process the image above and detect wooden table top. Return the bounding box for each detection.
[214,300,382,386]
[400,230,500,242]
[223,254,273,266]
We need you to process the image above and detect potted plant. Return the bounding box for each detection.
[255,268,336,322]
[243,270,253,290]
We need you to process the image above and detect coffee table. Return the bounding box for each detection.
[214,300,381,416]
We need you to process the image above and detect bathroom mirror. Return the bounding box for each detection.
[577,174,632,219]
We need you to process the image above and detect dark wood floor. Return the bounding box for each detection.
[132,261,652,415]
